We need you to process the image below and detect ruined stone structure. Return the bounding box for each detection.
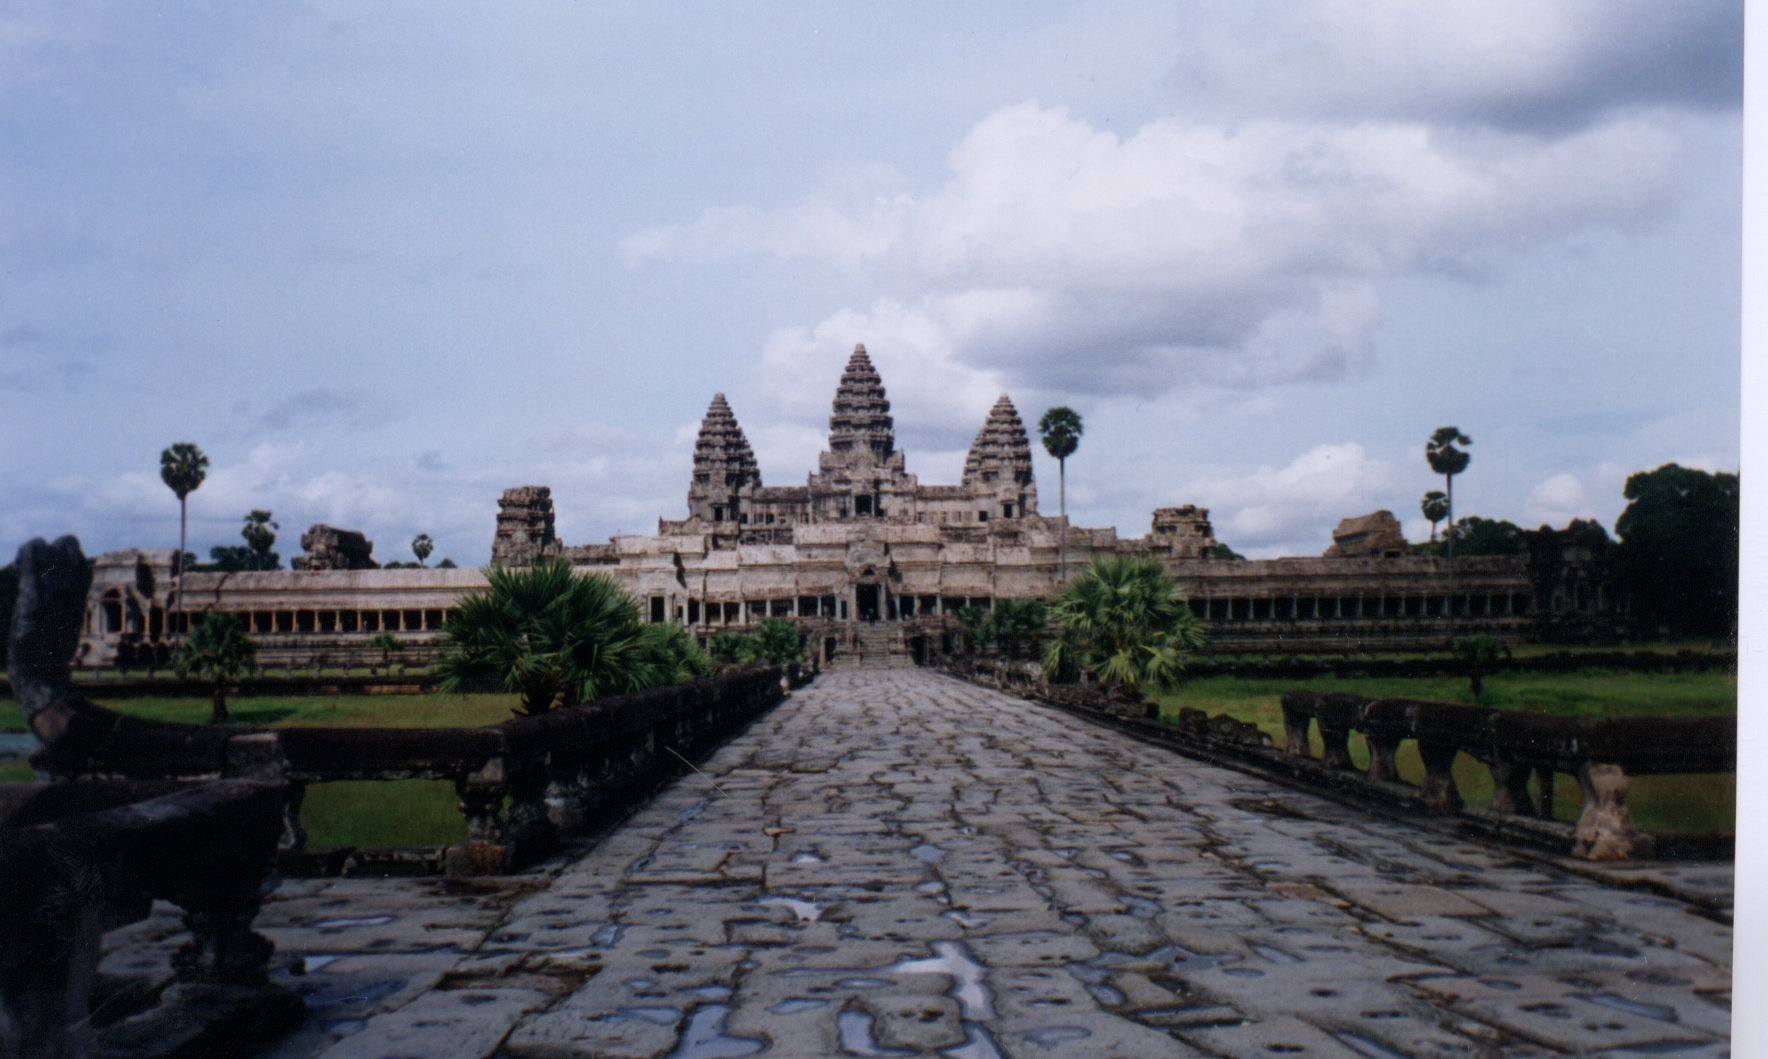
[75,345,1620,668]
[290,524,379,571]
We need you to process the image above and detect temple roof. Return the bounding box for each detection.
[827,344,895,463]
[962,394,1035,489]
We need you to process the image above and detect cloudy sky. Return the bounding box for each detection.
[0,1,1743,566]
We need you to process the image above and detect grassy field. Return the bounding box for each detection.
[1151,669,1736,831]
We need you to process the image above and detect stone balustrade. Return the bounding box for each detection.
[951,656,1733,862]
[1277,690,1735,860]
[0,779,300,1058]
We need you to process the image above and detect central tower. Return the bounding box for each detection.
[808,344,917,520]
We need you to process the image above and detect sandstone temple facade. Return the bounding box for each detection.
[74,345,1615,669]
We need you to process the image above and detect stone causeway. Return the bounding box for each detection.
[106,669,1731,1058]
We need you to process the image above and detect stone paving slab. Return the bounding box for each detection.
[100,668,1731,1057]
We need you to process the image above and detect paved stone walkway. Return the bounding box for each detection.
[118,669,1730,1057]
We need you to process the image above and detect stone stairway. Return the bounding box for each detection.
[841,621,913,669]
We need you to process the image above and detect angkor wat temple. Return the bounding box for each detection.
[76,345,1616,669]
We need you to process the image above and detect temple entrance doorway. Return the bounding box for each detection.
[856,584,881,622]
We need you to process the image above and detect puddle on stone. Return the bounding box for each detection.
[325,1018,367,1037]
[791,852,826,864]
[1126,899,1161,918]
[838,1010,915,1056]
[591,924,626,947]
[916,881,947,895]
[888,941,994,1021]
[668,1004,765,1058]
[1575,993,1680,1023]
[298,955,342,972]
[1083,983,1126,1007]
[625,978,658,990]
[1221,967,1265,978]
[912,844,947,863]
[297,978,406,1011]
[768,998,829,1015]
[1019,1026,1091,1048]
[835,977,895,990]
[1331,1030,1414,1059]
[1250,944,1302,964]
[761,897,826,922]
[310,915,395,929]
[942,1022,1006,1059]
[943,911,990,930]
[736,959,759,971]
[1052,848,1078,859]
[613,1006,681,1026]
[684,985,733,1001]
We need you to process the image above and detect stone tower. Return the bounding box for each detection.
[686,393,762,525]
[491,486,561,566]
[809,344,914,520]
[961,394,1039,519]
[824,345,903,470]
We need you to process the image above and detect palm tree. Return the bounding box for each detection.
[367,630,403,671]
[1426,427,1472,635]
[160,443,209,639]
[1037,407,1084,582]
[989,598,1048,660]
[1421,490,1449,543]
[412,533,434,567]
[1042,555,1208,693]
[242,509,279,570]
[434,560,703,716]
[174,611,257,724]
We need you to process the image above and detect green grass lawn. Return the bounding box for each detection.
[1151,669,1736,832]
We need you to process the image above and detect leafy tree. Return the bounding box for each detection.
[1210,543,1246,561]
[1453,635,1504,699]
[435,560,691,715]
[956,605,994,656]
[988,599,1047,660]
[412,533,434,567]
[1038,407,1084,580]
[636,620,712,684]
[241,510,280,570]
[367,631,403,668]
[437,558,458,569]
[160,442,209,636]
[1443,516,1526,557]
[708,630,755,665]
[1613,464,1739,640]
[174,611,257,724]
[1042,556,1209,692]
[1421,490,1449,542]
[750,617,805,664]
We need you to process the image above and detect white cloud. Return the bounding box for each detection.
[1523,472,1591,527]
[1184,442,1392,556]
[635,101,1680,410]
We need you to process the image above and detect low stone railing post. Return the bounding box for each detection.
[1534,767,1555,819]
[1487,752,1535,817]
[1279,696,1313,758]
[280,780,308,850]
[1416,740,1463,815]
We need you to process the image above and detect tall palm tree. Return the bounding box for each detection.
[1421,490,1449,543]
[412,533,434,567]
[435,560,706,716]
[160,443,209,639]
[1037,407,1084,582]
[1426,427,1472,635]
[1043,555,1207,693]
